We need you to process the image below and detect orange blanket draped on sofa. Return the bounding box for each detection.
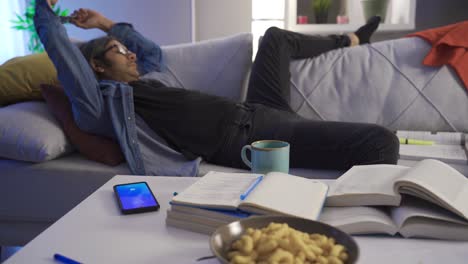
[408,21,468,90]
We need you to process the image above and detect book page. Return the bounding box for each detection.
[391,196,468,228]
[396,130,464,145]
[171,171,260,210]
[239,172,328,220]
[398,218,468,241]
[167,209,228,228]
[392,197,468,240]
[395,159,468,219]
[319,207,398,236]
[399,144,467,164]
[326,165,409,206]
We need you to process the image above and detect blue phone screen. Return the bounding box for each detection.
[115,182,158,210]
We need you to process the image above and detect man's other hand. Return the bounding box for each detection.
[71,8,115,32]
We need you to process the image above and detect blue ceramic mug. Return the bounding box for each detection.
[241,140,290,174]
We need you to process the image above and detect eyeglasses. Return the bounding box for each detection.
[96,44,131,58]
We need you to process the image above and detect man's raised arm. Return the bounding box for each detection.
[34,0,104,131]
[71,8,165,75]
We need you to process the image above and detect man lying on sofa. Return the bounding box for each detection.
[34,0,399,176]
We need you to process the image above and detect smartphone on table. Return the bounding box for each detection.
[113,182,160,214]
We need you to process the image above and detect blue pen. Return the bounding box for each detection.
[240,175,264,200]
[54,253,82,264]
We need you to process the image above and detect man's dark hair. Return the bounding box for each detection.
[79,36,116,78]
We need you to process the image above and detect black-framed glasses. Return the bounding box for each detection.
[95,44,131,58]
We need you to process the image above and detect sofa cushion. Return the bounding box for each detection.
[40,85,124,166]
[0,101,74,162]
[141,33,253,102]
[0,52,59,106]
[289,37,468,133]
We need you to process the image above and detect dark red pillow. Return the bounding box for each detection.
[40,84,124,166]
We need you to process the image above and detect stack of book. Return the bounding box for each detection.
[166,160,468,241]
[166,171,329,234]
[396,130,468,164]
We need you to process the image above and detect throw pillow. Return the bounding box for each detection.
[40,84,124,166]
[0,52,59,106]
[0,101,74,162]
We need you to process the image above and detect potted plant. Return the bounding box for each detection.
[361,0,389,22]
[312,0,331,24]
[11,0,69,53]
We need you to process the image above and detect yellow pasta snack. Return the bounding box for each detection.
[227,222,349,264]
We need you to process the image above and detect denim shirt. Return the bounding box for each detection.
[34,0,199,176]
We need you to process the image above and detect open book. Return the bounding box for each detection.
[396,130,468,164]
[321,196,468,240]
[326,159,468,220]
[166,197,468,240]
[170,171,329,220]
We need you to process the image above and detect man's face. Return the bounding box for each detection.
[93,40,140,83]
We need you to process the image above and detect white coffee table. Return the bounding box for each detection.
[5,175,468,264]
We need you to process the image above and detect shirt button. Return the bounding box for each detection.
[128,116,131,120]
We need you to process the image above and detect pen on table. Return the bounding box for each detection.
[240,175,264,200]
[53,253,82,264]
[398,137,434,145]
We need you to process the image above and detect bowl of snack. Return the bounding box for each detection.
[210,215,359,264]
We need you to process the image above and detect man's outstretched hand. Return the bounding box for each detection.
[71,8,115,32]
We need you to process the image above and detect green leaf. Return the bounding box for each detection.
[26,6,34,14]
[11,0,64,53]
[14,14,25,23]
[12,25,27,30]
[60,9,69,16]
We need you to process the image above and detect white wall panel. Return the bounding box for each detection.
[194,0,252,42]
[57,0,192,45]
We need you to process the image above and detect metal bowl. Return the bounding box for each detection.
[210,215,359,263]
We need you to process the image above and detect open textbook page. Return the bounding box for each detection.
[326,159,468,220]
[171,172,258,210]
[319,207,398,236]
[391,196,468,240]
[394,159,468,219]
[171,171,328,220]
[326,164,409,206]
[320,198,468,240]
[238,172,328,220]
[396,130,467,164]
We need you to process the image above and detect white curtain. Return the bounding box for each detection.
[0,0,27,65]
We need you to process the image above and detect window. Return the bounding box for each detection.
[1,0,27,64]
[252,0,285,57]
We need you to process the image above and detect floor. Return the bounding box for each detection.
[0,247,22,263]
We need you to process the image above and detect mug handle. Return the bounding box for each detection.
[241,145,252,169]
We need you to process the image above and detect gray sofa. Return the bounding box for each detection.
[2,32,468,247]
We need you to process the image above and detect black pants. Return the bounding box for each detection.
[209,27,399,170]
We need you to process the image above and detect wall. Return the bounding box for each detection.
[24,1,468,46]
[191,0,468,43]
[43,0,252,44]
[54,0,192,45]
[374,0,468,41]
[194,0,252,42]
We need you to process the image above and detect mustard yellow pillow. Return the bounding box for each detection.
[0,52,59,106]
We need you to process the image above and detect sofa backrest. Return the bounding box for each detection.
[289,37,468,133]
[143,33,468,133]
[142,33,253,102]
